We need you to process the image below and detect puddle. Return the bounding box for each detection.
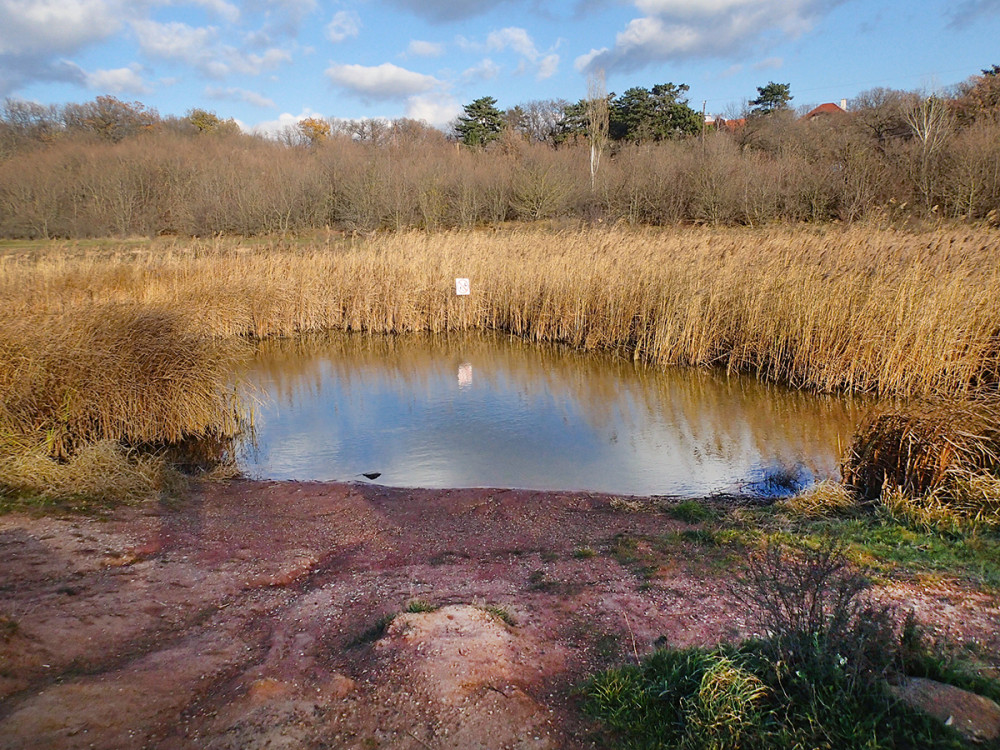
[237,333,876,497]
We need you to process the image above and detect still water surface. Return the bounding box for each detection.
[238,333,873,497]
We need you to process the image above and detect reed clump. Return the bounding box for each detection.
[0,301,244,503]
[842,398,1000,532]
[0,304,244,456]
[0,441,165,506]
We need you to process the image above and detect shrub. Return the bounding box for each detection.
[729,540,901,688]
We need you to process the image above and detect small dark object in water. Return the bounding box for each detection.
[360,472,381,480]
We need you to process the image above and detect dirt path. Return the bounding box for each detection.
[1,481,998,749]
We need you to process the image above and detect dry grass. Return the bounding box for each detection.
[0,441,164,505]
[843,398,1000,497]
[2,224,999,503]
[780,480,859,518]
[877,484,1000,534]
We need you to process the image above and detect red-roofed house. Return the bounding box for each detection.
[803,101,848,120]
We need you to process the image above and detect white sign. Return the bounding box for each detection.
[455,278,470,296]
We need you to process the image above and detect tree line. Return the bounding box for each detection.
[453,80,795,148]
[0,68,997,238]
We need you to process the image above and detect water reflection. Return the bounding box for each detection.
[237,333,876,496]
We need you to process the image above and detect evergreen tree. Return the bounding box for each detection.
[609,83,701,142]
[749,82,793,116]
[454,96,505,147]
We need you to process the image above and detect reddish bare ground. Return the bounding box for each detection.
[1,480,998,749]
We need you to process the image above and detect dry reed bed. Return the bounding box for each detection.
[2,224,999,502]
[4,224,998,395]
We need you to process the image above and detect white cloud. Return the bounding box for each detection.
[86,64,151,94]
[577,0,843,73]
[132,20,218,61]
[205,85,276,108]
[325,10,360,42]
[466,27,560,80]
[463,58,501,81]
[187,0,240,23]
[132,19,290,77]
[325,62,439,100]
[384,0,515,21]
[574,48,606,73]
[0,0,126,56]
[754,56,783,70]
[486,27,539,59]
[407,40,445,57]
[231,47,292,74]
[405,93,462,128]
[635,0,760,17]
[251,108,323,137]
[260,0,318,30]
[537,53,559,80]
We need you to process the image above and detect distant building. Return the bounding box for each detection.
[705,115,746,132]
[803,100,848,120]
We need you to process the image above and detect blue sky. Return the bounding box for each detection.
[2,0,999,134]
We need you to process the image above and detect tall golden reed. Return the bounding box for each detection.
[4,223,999,391]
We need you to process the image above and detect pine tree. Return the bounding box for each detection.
[454,96,504,147]
[749,82,793,116]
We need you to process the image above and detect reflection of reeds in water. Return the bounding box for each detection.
[245,331,869,472]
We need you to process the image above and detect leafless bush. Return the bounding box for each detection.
[731,541,903,686]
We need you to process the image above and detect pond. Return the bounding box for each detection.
[237,333,874,497]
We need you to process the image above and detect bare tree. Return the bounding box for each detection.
[903,96,954,210]
[512,99,568,144]
[850,88,917,149]
[585,71,609,191]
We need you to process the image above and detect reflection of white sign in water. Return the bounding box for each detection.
[455,278,470,296]
[458,362,473,389]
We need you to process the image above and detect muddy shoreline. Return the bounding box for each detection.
[2,480,998,749]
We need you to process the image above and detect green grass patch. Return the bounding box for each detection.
[479,604,517,627]
[607,534,640,565]
[583,644,968,750]
[689,502,1000,590]
[665,500,719,524]
[773,516,1000,589]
